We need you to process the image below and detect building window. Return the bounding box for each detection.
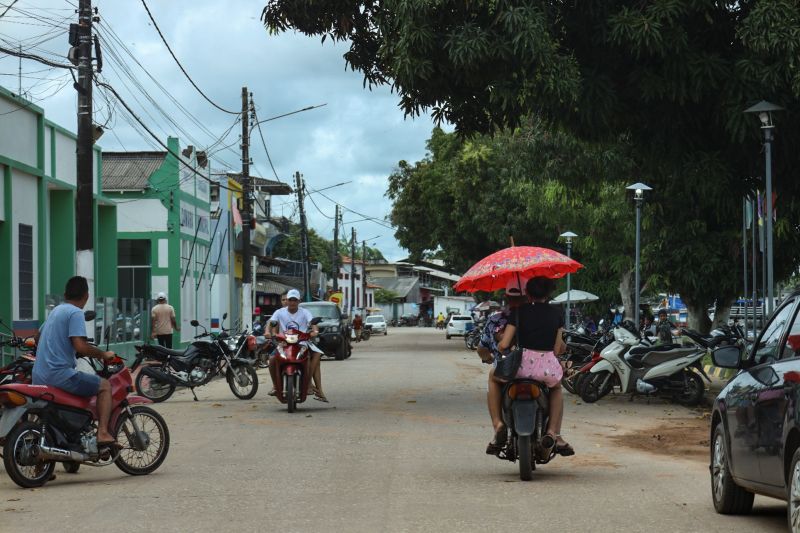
[18,224,33,319]
[118,239,151,301]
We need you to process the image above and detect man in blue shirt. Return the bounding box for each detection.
[33,276,117,446]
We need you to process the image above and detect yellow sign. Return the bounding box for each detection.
[328,292,343,308]
[234,253,243,279]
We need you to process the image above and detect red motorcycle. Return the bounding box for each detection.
[0,361,170,488]
[272,320,321,413]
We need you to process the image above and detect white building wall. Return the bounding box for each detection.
[0,99,37,168]
[116,199,168,232]
[54,131,76,186]
[434,296,475,318]
[44,127,52,176]
[10,169,39,320]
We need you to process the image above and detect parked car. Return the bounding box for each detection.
[299,302,351,360]
[446,315,474,340]
[709,290,800,529]
[365,314,387,335]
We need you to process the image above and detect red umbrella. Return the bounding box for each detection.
[453,246,583,294]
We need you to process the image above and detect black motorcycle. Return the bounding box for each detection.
[133,315,258,403]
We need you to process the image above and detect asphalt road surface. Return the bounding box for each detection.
[0,328,788,532]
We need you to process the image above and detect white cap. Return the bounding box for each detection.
[286,289,301,300]
[157,292,167,300]
[505,277,527,296]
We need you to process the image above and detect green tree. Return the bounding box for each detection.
[374,288,399,304]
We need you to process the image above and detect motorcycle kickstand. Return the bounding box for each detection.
[190,387,199,402]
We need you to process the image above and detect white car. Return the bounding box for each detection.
[365,314,387,335]
[446,315,474,339]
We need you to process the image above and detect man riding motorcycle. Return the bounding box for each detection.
[33,276,118,447]
[267,289,327,402]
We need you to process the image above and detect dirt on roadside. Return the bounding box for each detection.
[609,414,712,461]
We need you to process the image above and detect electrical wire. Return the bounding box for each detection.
[251,106,281,181]
[0,43,73,69]
[310,189,395,230]
[139,0,237,115]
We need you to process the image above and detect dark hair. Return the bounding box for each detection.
[658,309,667,316]
[64,276,89,300]
[526,277,556,299]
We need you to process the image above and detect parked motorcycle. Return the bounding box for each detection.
[495,379,557,481]
[0,335,36,386]
[579,322,710,406]
[272,318,323,413]
[464,326,481,351]
[361,324,373,341]
[0,359,169,488]
[133,315,258,403]
[561,329,614,394]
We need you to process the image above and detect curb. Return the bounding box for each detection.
[704,365,735,380]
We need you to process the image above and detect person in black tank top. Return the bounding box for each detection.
[496,277,574,457]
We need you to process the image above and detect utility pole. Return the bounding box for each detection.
[296,171,311,302]
[240,87,252,329]
[75,0,95,306]
[332,204,340,291]
[361,239,367,311]
[350,227,356,316]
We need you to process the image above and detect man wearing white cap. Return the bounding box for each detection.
[268,289,327,402]
[151,292,179,348]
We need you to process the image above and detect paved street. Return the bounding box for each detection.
[0,328,788,532]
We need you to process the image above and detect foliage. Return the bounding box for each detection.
[374,288,400,303]
[272,225,385,277]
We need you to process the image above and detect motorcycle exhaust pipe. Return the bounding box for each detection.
[635,379,657,394]
[32,443,89,462]
[141,366,179,385]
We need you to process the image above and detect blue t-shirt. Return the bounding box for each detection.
[32,303,86,388]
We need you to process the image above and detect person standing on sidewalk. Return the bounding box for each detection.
[151,292,179,348]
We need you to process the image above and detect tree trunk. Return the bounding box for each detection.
[712,298,735,329]
[684,299,712,334]
[618,269,634,321]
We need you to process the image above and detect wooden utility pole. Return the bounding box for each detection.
[350,227,356,316]
[361,239,367,311]
[240,87,252,328]
[296,172,311,301]
[75,0,95,299]
[332,204,340,292]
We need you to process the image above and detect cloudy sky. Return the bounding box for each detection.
[0,0,444,260]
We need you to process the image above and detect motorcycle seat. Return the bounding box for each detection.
[148,345,186,358]
[628,344,682,357]
[0,383,94,410]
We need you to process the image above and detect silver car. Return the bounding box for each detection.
[365,314,387,335]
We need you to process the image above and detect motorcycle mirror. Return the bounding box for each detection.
[711,345,742,369]
[310,317,323,326]
[83,310,96,322]
[222,312,228,320]
[190,319,200,327]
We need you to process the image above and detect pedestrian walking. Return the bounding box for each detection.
[151,292,179,348]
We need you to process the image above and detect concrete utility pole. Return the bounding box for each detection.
[332,204,340,291]
[295,171,311,301]
[240,87,253,329]
[75,0,95,304]
[361,239,367,310]
[350,227,356,316]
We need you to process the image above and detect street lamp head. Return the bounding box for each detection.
[744,100,784,129]
[559,231,577,243]
[626,182,652,201]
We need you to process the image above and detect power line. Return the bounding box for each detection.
[251,106,280,181]
[139,0,237,115]
[310,189,395,230]
[0,43,74,69]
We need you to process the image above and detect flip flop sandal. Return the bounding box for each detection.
[268,389,277,396]
[556,442,575,456]
[313,393,329,403]
[486,426,507,455]
[98,440,123,451]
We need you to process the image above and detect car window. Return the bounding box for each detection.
[366,316,383,323]
[753,300,795,365]
[780,301,800,360]
[453,317,471,321]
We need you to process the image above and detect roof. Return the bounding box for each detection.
[220,172,293,195]
[370,277,418,298]
[102,152,166,190]
[255,279,298,295]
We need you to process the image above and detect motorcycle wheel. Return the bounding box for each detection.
[362,330,371,341]
[114,405,170,476]
[226,364,259,400]
[3,421,55,488]
[335,338,346,360]
[62,461,80,473]
[286,376,296,413]
[518,435,533,481]
[135,369,176,403]
[676,371,705,406]
[580,371,613,403]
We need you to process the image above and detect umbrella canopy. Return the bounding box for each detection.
[551,290,599,304]
[454,246,583,293]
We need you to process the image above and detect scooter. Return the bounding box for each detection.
[0,361,170,488]
[580,322,710,406]
[496,380,556,481]
[272,318,323,413]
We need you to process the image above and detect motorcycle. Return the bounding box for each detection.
[579,322,710,406]
[272,318,323,413]
[0,359,169,488]
[561,329,614,394]
[361,324,372,341]
[0,335,36,386]
[133,314,258,403]
[495,379,557,481]
[464,326,482,351]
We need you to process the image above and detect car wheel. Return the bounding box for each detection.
[711,423,754,515]
[789,447,800,531]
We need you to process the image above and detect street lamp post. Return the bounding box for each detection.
[626,182,652,329]
[744,100,783,316]
[560,231,577,329]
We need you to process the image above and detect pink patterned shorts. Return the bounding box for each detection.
[515,349,563,387]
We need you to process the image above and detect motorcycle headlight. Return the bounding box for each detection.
[285,334,299,344]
